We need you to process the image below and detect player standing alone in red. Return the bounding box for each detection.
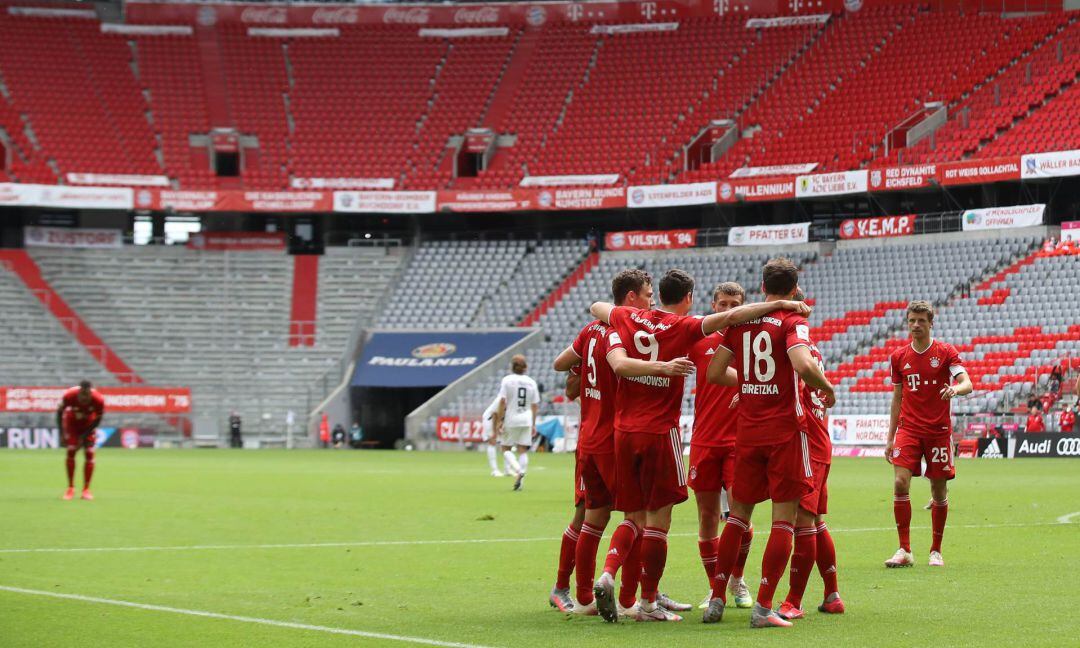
[687,282,755,610]
[590,268,810,622]
[704,258,836,629]
[57,380,105,501]
[885,301,972,568]
[776,289,844,619]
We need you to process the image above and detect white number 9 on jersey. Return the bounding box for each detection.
[634,331,659,361]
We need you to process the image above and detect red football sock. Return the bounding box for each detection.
[639,527,668,604]
[82,449,95,489]
[555,524,580,590]
[930,499,948,553]
[783,526,817,609]
[894,495,912,552]
[602,519,638,577]
[618,534,643,609]
[65,449,76,487]
[698,536,719,583]
[574,522,605,604]
[733,523,754,579]
[756,521,794,610]
[710,515,749,602]
[815,522,838,597]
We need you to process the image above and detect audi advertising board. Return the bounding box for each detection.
[1013,433,1080,458]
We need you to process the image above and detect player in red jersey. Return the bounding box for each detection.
[777,289,844,619]
[549,269,669,614]
[688,281,754,610]
[589,268,810,623]
[57,380,105,500]
[884,300,972,569]
[704,258,835,629]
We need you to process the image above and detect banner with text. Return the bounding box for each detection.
[1021,149,1080,179]
[839,215,916,239]
[961,204,1045,231]
[0,183,133,210]
[333,191,436,214]
[24,226,123,249]
[605,228,697,250]
[1062,221,1080,242]
[937,157,1020,186]
[186,232,286,251]
[795,170,868,198]
[0,387,192,413]
[868,164,935,191]
[728,222,809,246]
[717,178,796,203]
[628,182,715,208]
[1013,433,1080,458]
[139,190,332,212]
[435,416,485,442]
[827,414,890,446]
[730,163,817,178]
[351,331,531,388]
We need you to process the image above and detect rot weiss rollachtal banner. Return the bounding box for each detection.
[0,387,192,413]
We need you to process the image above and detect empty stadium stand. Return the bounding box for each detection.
[0,6,1077,189]
[1,245,404,441]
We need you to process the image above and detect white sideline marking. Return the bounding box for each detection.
[1056,511,1080,524]
[0,519,1072,555]
[0,585,498,648]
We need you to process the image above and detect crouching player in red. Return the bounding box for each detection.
[777,290,844,619]
[687,282,754,610]
[591,269,810,623]
[705,258,835,629]
[58,380,105,500]
[885,300,972,568]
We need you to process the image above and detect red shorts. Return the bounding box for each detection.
[576,451,616,509]
[613,429,687,513]
[891,429,955,480]
[574,453,586,507]
[799,461,830,516]
[687,444,735,493]
[64,427,96,449]
[732,432,813,505]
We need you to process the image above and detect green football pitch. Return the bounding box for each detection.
[1,450,1077,647]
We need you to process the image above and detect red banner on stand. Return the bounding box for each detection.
[0,387,192,413]
[605,229,697,250]
[937,157,1021,186]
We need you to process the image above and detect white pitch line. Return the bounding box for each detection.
[0,585,498,648]
[0,519,1072,555]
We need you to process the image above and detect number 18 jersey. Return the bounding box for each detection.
[718,309,810,446]
[608,306,707,435]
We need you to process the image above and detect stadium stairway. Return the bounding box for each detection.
[0,249,142,384]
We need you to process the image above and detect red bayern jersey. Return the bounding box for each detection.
[689,332,738,448]
[800,342,831,464]
[718,309,811,447]
[1060,410,1075,432]
[61,387,105,431]
[890,339,966,437]
[608,306,707,435]
[571,319,624,454]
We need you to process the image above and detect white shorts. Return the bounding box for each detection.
[501,426,532,447]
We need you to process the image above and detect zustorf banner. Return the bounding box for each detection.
[352,331,532,387]
[1013,433,1080,458]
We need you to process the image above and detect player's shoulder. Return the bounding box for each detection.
[935,339,960,355]
[91,389,105,404]
[889,343,909,362]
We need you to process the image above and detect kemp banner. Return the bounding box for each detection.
[827,414,890,446]
[1013,433,1080,458]
[605,228,697,250]
[961,204,1044,231]
[0,387,192,413]
[351,331,532,387]
[839,215,916,239]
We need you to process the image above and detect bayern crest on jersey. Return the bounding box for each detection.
[930,357,941,368]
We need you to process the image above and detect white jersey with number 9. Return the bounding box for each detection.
[499,373,540,428]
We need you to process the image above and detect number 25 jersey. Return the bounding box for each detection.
[608,306,707,435]
[890,339,965,437]
[718,309,810,446]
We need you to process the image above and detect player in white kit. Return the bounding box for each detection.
[481,395,504,477]
[496,354,541,491]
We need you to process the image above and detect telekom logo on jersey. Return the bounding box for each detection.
[906,374,922,391]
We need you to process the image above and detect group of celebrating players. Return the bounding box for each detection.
[509,257,974,628]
